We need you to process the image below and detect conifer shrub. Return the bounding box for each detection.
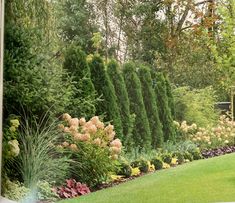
[138,65,163,148]
[107,59,132,143]
[63,45,97,118]
[123,62,151,150]
[88,55,123,139]
[165,76,175,119]
[152,72,176,142]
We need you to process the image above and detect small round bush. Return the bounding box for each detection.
[131,160,140,168]
[138,159,149,173]
[190,149,203,160]
[173,152,184,164]
[161,153,172,164]
[151,157,163,170]
[117,162,132,178]
[183,151,193,162]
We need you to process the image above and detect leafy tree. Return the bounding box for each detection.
[123,62,151,150]
[152,72,176,142]
[63,45,97,118]
[57,0,97,53]
[107,59,133,143]
[88,55,123,139]
[138,65,163,148]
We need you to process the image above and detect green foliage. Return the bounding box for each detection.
[68,141,115,187]
[2,179,30,201]
[150,157,163,170]
[138,159,149,173]
[172,152,185,164]
[107,59,133,143]
[116,161,132,178]
[4,23,73,120]
[190,149,203,160]
[63,45,97,118]
[123,62,152,150]
[138,65,163,148]
[89,55,123,139]
[18,118,70,187]
[183,152,194,162]
[36,181,59,202]
[161,153,172,164]
[152,72,176,142]
[165,77,175,118]
[57,0,97,52]
[173,86,219,127]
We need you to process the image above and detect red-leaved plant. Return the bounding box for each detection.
[56,179,90,199]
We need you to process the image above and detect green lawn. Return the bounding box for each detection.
[60,153,235,203]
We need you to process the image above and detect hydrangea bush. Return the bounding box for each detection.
[58,114,122,187]
[175,116,235,149]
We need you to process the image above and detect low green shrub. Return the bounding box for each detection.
[138,159,149,173]
[116,161,132,178]
[150,157,163,170]
[161,153,172,164]
[36,181,59,202]
[190,149,203,160]
[183,152,193,162]
[3,179,29,201]
[172,152,185,164]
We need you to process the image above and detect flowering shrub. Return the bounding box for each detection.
[3,118,20,159]
[56,179,90,199]
[58,114,122,187]
[175,116,235,149]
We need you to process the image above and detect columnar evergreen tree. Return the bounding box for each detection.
[138,65,164,148]
[165,76,175,119]
[107,59,132,143]
[63,45,97,118]
[89,55,123,139]
[123,62,151,150]
[152,72,176,142]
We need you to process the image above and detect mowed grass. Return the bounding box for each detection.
[60,153,235,203]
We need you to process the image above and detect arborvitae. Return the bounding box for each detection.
[107,59,132,143]
[138,65,164,148]
[165,76,175,119]
[89,55,123,139]
[123,62,151,150]
[152,72,176,142]
[63,45,97,118]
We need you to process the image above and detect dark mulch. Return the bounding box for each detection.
[201,145,235,158]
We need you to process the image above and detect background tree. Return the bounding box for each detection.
[123,62,151,150]
[63,45,97,118]
[57,0,98,53]
[138,65,164,148]
[89,55,123,139]
[152,72,176,142]
[107,59,133,143]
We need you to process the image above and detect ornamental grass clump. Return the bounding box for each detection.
[59,114,123,187]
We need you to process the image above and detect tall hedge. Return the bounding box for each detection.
[89,55,123,139]
[123,62,151,150]
[138,65,163,148]
[152,72,176,142]
[165,76,175,119]
[63,45,97,118]
[107,59,132,143]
